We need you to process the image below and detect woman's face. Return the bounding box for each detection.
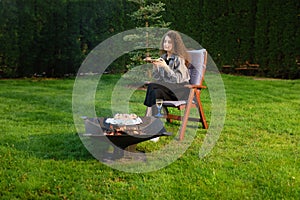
[163,35,173,53]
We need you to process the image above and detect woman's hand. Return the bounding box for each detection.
[153,58,168,69]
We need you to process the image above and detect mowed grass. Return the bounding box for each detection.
[0,74,299,199]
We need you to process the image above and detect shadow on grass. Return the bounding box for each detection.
[13,133,95,161]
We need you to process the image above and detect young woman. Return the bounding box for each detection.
[144,30,191,116]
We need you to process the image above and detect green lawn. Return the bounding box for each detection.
[0,74,299,199]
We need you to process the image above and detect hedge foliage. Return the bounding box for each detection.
[0,0,299,78]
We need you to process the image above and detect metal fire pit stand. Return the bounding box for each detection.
[81,116,172,160]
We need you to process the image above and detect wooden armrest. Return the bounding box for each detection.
[144,82,206,89]
[184,84,206,89]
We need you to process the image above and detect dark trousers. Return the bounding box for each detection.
[143,82,190,107]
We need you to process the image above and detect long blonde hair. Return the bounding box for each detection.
[159,30,191,66]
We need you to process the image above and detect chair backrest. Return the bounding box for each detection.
[187,49,207,85]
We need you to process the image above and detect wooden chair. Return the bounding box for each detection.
[163,49,208,140]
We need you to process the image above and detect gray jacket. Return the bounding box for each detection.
[152,54,190,84]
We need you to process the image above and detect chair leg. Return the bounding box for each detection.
[198,101,208,129]
[179,89,195,141]
[195,90,208,129]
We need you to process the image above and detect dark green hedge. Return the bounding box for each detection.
[0,0,299,78]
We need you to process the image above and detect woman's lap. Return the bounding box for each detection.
[143,82,189,107]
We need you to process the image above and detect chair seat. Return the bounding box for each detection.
[163,100,187,107]
[163,100,197,107]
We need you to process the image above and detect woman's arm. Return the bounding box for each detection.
[152,64,161,80]
[154,57,190,83]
